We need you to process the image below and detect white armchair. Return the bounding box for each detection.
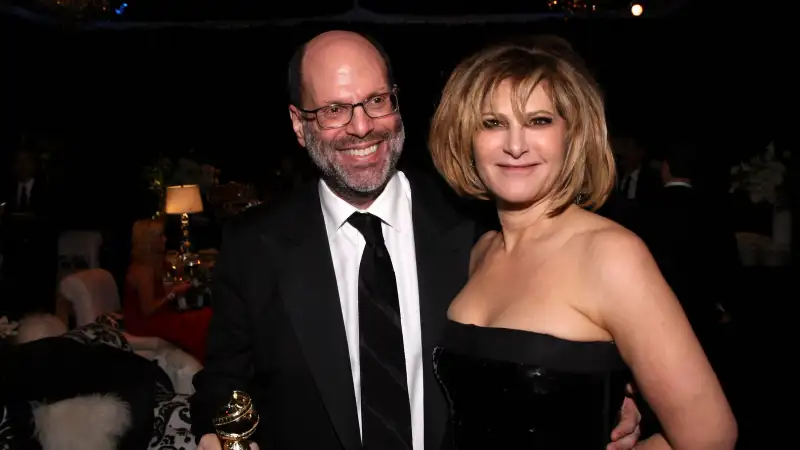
[59,269,120,327]
[125,334,201,395]
[58,231,103,279]
[58,269,202,395]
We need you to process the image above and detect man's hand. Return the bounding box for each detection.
[606,396,642,450]
[197,434,222,450]
[198,434,260,450]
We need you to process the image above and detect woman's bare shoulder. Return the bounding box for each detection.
[475,230,499,248]
[569,210,645,261]
[575,223,652,279]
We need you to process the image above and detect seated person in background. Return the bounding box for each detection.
[123,218,212,363]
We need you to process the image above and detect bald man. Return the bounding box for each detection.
[191,31,642,450]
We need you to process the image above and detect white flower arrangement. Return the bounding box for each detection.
[730,141,789,205]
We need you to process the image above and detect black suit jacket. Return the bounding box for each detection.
[629,165,663,204]
[2,177,54,238]
[191,171,480,450]
[3,177,49,215]
[599,166,662,233]
[1,177,55,262]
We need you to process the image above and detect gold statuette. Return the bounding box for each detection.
[212,390,260,450]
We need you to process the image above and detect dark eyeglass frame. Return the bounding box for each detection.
[296,86,400,130]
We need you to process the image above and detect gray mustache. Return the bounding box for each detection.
[333,131,393,148]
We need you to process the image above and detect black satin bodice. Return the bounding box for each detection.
[434,320,630,449]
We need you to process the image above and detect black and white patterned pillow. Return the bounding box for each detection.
[150,395,196,450]
[62,319,132,353]
[0,406,12,450]
[1,317,186,450]
[71,317,177,399]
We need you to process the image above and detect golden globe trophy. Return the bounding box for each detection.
[212,390,260,450]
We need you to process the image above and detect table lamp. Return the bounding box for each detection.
[165,184,204,256]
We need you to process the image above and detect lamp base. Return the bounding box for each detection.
[179,213,193,256]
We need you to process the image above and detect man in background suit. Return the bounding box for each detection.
[600,136,661,233]
[634,143,740,440]
[191,31,642,450]
[640,143,737,346]
[1,146,56,318]
[616,137,661,203]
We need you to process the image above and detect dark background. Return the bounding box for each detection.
[0,1,787,229]
[0,2,793,446]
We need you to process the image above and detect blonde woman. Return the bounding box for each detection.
[124,218,212,362]
[429,37,736,449]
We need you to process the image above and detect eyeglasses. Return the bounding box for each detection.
[297,87,400,130]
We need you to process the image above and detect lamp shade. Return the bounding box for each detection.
[165,184,204,214]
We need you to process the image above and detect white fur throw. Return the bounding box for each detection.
[32,394,132,450]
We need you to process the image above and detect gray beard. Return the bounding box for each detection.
[303,121,405,203]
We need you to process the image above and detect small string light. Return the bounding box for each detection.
[51,0,109,17]
[44,1,646,20]
[548,0,592,14]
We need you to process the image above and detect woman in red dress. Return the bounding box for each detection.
[123,218,213,363]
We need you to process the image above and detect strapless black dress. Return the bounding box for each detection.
[434,320,630,449]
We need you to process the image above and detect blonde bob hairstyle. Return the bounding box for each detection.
[131,218,165,266]
[429,36,615,216]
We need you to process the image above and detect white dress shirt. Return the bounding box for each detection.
[621,167,640,200]
[664,181,692,189]
[17,179,34,205]
[319,171,425,450]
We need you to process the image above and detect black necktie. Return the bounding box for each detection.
[347,212,412,450]
[19,185,29,211]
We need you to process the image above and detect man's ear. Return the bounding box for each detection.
[288,105,306,148]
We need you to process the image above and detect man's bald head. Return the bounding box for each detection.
[286,30,404,208]
[287,31,394,107]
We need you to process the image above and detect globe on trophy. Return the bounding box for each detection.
[213,390,260,450]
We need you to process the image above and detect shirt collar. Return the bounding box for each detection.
[664,181,692,188]
[319,171,407,239]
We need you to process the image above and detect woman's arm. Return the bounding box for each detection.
[588,229,736,450]
[634,434,671,450]
[130,266,180,315]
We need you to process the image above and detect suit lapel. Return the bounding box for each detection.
[268,174,475,450]
[406,171,475,450]
[273,183,361,450]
